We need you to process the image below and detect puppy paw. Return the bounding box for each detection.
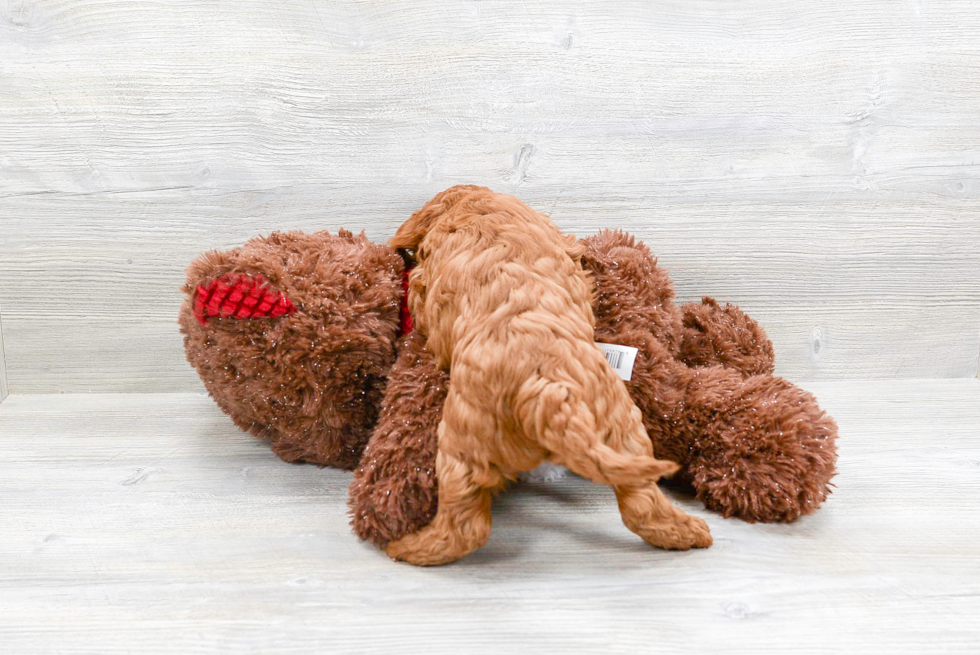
[669,513,713,550]
[635,512,713,551]
[384,532,460,567]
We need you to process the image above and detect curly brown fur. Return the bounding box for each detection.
[380,187,710,564]
[679,297,775,377]
[178,229,403,469]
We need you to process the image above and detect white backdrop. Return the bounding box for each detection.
[1,0,979,393]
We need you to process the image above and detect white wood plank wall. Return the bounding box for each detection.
[1,1,979,392]
[0,301,7,402]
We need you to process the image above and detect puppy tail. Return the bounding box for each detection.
[528,381,680,488]
[579,443,681,487]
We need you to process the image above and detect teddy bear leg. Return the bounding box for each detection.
[678,297,775,377]
[384,443,504,566]
[348,332,447,547]
[682,369,838,522]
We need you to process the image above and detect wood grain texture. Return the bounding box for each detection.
[2,0,980,391]
[0,380,978,654]
[0,301,7,402]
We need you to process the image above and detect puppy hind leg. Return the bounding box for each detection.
[614,482,712,550]
[560,445,712,550]
[538,394,711,550]
[384,446,502,566]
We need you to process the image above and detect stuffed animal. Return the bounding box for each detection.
[179,191,837,557]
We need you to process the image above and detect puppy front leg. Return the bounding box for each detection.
[385,446,501,566]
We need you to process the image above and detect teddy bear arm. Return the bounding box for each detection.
[348,331,447,546]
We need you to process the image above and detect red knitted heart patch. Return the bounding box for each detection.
[193,273,296,325]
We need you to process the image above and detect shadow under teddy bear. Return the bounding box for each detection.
[179,221,837,552]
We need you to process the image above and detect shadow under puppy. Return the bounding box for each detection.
[384,185,712,565]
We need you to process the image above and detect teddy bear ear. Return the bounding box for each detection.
[191,273,296,325]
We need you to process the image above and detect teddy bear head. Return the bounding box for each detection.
[178,229,404,468]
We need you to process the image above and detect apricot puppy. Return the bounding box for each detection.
[384,186,711,565]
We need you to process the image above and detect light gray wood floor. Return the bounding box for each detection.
[1,379,978,654]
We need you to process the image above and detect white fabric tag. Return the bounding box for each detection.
[595,342,638,381]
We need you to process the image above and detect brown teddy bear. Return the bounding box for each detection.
[179,198,837,555]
